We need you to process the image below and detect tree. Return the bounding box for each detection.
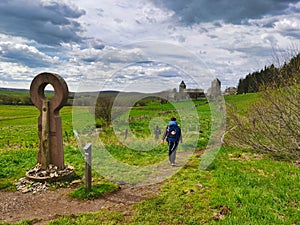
[94,96,114,127]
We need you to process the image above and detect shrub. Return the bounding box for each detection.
[226,79,299,160]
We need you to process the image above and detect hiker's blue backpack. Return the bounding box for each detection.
[167,121,180,141]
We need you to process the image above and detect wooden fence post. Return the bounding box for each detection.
[84,143,92,191]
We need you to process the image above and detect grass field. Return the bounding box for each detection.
[0,92,299,224]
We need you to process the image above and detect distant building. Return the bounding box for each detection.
[178,80,205,100]
[224,86,237,95]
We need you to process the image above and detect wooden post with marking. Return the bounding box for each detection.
[84,143,92,191]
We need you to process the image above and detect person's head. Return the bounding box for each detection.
[171,117,176,121]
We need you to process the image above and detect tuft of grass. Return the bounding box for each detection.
[0,219,40,225]
[45,211,124,225]
[104,144,166,166]
[0,148,36,190]
[69,181,119,200]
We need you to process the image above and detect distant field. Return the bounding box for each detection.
[0,88,29,96]
[0,105,73,148]
[224,92,261,114]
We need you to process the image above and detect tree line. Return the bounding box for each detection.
[0,92,74,106]
[0,94,33,105]
[237,53,300,94]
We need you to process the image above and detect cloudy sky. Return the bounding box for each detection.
[0,0,299,92]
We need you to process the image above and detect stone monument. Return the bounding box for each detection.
[26,72,73,181]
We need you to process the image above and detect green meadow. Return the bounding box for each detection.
[0,92,299,224]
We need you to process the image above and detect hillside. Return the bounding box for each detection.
[0,87,167,106]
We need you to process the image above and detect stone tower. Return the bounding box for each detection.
[179,80,186,93]
[207,78,222,99]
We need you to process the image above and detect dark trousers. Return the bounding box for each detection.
[168,141,179,164]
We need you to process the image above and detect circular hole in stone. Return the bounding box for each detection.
[44,84,55,100]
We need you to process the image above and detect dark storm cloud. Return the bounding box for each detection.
[0,42,54,67]
[151,0,299,24]
[0,0,85,45]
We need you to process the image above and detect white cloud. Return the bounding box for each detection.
[73,0,175,45]
[0,0,299,92]
[274,17,300,30]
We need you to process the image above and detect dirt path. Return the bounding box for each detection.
[0,183,161,224]
[0,150,205,224]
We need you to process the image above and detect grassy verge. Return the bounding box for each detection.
[45,211,125,225]
[207,148,300,224]
[69,181,119,200]
[130,147,299,224]
[43,146,300,224]
[0,148,36,190]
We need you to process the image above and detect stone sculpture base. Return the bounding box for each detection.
[26,163,74,182]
